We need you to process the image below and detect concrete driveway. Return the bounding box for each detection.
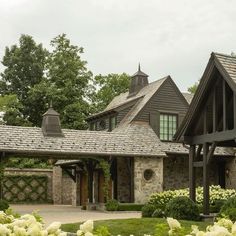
[10,204,141,225]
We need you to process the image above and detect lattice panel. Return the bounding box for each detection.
[2,175,48,203]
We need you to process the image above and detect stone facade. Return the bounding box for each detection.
[52,166,74,205]
[226,157,236,189]
[134,156,163,203]
[163,156,222,190]
[116,157,131,202]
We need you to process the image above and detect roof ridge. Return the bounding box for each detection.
[213,52,236,59]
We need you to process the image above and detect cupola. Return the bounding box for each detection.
[41,103,64,137]
[128,64,149,97]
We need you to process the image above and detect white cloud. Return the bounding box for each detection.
[0,0,235,91]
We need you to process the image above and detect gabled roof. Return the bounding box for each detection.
[182,93,194,104]
[174,52,236,141]
[87,77,168,121]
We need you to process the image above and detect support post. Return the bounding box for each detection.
[203,143,210,215]
[189,145,196,202]
[223,80,226,131]
[213,87,216,132]
[88,168,94,203]
[234,92,236,129]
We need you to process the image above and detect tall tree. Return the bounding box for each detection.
[91,73,130,112]
[188,80,199,94]
[0,34,48,125]
[26,34,93,129]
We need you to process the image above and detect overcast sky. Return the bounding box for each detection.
[0,0,235,92]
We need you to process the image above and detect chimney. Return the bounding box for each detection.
[128,64,148,97]
[42,103,64,137]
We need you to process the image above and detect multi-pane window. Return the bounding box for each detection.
[160,114,177,141]
[110,116,117,131]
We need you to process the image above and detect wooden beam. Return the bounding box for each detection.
[213,87,216,132]
[61,167,76,182]
[193,161,203,167]
[203,107,207,134]
[234,92,236,129]
[189,145,196,202]
[207,142,216,165]
[203,143,210,215]
[223,80,227,131]
[184,129,236,144]
[196,144,203,161]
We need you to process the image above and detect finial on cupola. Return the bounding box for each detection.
[128,63,149,97]
[41,102,64,137]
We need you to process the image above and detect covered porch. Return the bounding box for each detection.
[174,52,236,215]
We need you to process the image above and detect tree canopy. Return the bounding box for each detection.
[188,81,199,94]
[0,34,130,130]
[91,73,130,112]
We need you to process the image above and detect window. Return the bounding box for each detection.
[90,122,96,131]
[160,114,177,141]
[110,116,117,131]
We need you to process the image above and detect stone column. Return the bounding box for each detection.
[71,171,80,207]
[134,156,163,203]
[52,166,62,204]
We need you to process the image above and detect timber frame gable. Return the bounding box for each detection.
[174,52,236,216]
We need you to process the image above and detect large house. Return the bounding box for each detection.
[0,54,233,207]
[55,64,232,206]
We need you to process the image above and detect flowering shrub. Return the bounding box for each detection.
[0,210,67,235]
[149,185,236,208]
[166,217,236,236]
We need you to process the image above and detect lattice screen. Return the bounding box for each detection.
[2,175,48,203]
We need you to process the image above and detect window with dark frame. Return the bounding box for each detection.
[110,116,117,131]
[159,113,177,141]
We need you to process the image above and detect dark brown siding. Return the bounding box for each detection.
[134,78,189,135]
[117,106,133,125]
[88,104,134,131]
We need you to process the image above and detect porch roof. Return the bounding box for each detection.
[0,122,167,158]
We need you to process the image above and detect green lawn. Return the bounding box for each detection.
[61,218,211,236]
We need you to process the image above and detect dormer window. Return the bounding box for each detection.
[110,116,117,131]
[160,113,177,141]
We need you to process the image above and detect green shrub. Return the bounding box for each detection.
[141,204,156,217]
[0,200,9,211]
[219,197,236,221]
[105,199,119,211]
[152,208,165,218]
[165,196,200,221]
[118,203,144,211]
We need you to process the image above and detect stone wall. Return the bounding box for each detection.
[52,166,74,205]
[4,168,53,202]
[163,155,220,190]
[226,157,236,189]
[117,157,131,202]
[134,156,163,203]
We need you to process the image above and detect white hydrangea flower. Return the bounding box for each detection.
[0,224,11,236]
[13,225,27,236]
[84,232,93,236]
[216,218,233,231]
[77,229,83,236]
[167,217,181,230]
[80,220,94,233]
[46,221,61,234]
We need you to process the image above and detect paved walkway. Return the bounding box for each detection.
[10,204,141,225]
